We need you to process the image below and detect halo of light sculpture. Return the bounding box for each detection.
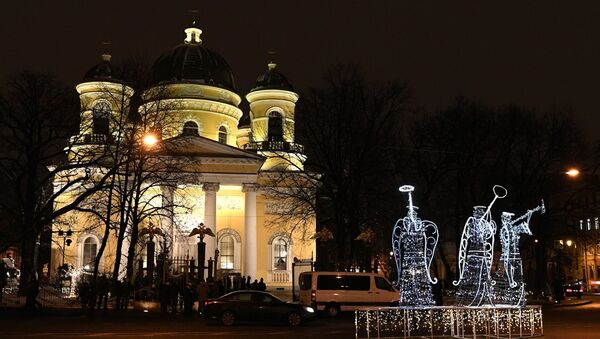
[493,200,545,307]
[392,185,439,306]
[453,185,507,307]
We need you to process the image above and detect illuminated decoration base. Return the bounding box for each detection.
[354,305,543,338]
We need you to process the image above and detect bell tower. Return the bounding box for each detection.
[70,53,134,162]
[245,61,304,171]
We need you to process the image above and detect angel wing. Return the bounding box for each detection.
[453,217,472,286]
[391,218,404,287]
[422,220,439,284]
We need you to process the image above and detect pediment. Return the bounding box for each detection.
[156,135,265,162]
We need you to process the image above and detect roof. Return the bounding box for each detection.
[250,62,294,92]
[149,26,236,91]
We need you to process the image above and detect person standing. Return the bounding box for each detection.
[257,278,266,292]
[197,279,208,315]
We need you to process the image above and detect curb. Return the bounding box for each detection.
[552,300,592,308]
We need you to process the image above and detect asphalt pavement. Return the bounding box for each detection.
[1,297,600,338]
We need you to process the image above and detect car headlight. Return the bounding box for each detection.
[303,306,315,313]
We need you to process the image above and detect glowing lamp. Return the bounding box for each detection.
[565,168,580,177]
[142,133,159,148]
[566,240,573,247]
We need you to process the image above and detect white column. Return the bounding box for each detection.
[243,183,259,279]
[160,185,175,258]
[203,183,220,265]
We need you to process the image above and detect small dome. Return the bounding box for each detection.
[250,62,294,92]
[84,54,120,81]
[150,26,236,91]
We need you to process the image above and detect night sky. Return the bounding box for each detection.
[2,1,600,140]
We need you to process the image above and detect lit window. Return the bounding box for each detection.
[92,102,110,135]
[273,238,287,270]
[267,111,283,142]
[580,220,584,230]
[588,219,592,231]
[82,237,98,270]
[219,236,234,269]
[595,217,599,230]
[218,126,228,144]
[182,121,199,136]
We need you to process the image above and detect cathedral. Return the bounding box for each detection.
[50,23,316,291]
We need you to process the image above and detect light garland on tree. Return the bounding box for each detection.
[392,185,439,306]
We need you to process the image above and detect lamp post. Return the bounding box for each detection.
[55,229,73,268]
[189,223,215,281]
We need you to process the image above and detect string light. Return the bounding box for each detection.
[355,306,543,338]
[493,201,544,307]
[393,185,438,306]
[453,185,507,307]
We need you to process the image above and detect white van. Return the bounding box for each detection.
[298,271,398,316]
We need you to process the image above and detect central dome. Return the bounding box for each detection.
[150,26,236,91]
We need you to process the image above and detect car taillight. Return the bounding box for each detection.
[311,290,316,302]
[566,289,572,293]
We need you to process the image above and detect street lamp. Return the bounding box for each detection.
[565,168,580,177]
[142,132,159,149]
[189,223,216,280]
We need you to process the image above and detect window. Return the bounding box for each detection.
[224,292,252,302]
[219,235,234,270]
[218,126,228,144]
[316,275,370,291]
[267,111,283,142]
[82,237,98,269]
[375,276,394,291]
[182,121,199,136]
[273,238,287,270]
[92,102,110,135]
[299,273,312,290]
[252,293,274,303]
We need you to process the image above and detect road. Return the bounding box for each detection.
[2,297,600,338]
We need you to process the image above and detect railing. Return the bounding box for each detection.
[243,141,304,154]
[270,270,290,283]
[71,134,109,145]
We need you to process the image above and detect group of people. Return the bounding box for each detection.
[158,275,268,316]
[76,275,132,312]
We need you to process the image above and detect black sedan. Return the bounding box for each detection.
[203,290,316,326]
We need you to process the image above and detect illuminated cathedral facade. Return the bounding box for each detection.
[50,24,315,290]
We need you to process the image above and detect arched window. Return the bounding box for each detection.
[267,111,283,142]
[182,121,199,136]
[273,238,288,270]
[218,126,228,144]
[219,235,234,269]
[92,102,110,135]
[82,237,98,270]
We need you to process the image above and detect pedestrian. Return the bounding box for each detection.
[246,276,251,289]
[197,279,208,315]
[160,281,170,313]
[97,274,110,310]
[183,282,194,316]
[77,281,90,312]
[120,278,131,310]
[114,279,122,310]
[257,278,266,292]
[250,279,258,290]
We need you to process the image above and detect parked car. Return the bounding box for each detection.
[564,281,584,299]
[298,271,399,317]
[204,290,316,326]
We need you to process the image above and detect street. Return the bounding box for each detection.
[2,297,600,338]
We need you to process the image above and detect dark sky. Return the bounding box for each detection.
[2,1,600,139]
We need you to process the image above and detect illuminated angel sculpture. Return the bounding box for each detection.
[493,201,545,307]
[392,185,439,306]
[454,185,507,307]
